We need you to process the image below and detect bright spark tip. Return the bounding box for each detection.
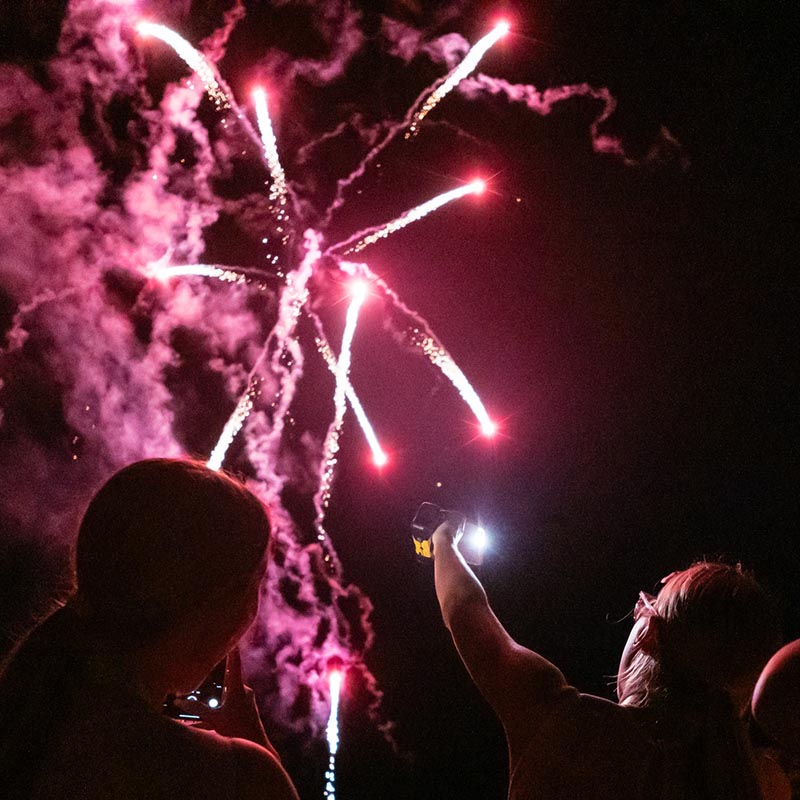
[481,420,498,437]
[351,280,369,302]
[372,451,388,468]
[495,20,511,37]
[469,179,486,195]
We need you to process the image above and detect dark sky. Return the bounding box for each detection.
[0,2,796,799]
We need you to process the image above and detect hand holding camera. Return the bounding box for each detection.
[411,502,487,566]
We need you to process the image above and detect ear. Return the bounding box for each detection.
[636,615,662,657]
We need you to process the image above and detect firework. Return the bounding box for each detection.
[314,330,387,468]
[406,21,510,138]
[329,179,486,255]
[313,282,369,542]
[252,87,291,238]
[324,665,344,800]
[136,21,229,110]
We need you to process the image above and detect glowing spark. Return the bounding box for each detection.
[151,263,273,289]
[324,669,344,800]
[252,87,290,236]
[330,181,485,255]
[405,21,510,138]
[313,285,368,538]
[136,21,229,110]
[413,331,495,437]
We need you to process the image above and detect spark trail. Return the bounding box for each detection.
[136,20,279,187]
[252,87,291,238]
[356,262,497,438]
[405,21,510,138]
[321,22,509,227]
[312,283,369,544]
[324,666,344,800]
[151,263,274,289]
[313,324,387,468]
[136,21,229,110]
[328,179,486,255]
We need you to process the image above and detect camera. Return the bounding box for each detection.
[411,502,487,566]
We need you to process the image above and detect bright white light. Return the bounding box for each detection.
[207,697,219,709]
[351,280,369,302]
[372,450,388,468]
[495,20,511,37]
[469,179,486,195]
[481,419,498,438]
[471,527,487,552]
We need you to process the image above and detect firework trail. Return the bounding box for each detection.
[351,262,497,438]
[405,21,509,138]
[324,665,344,800]
[313,325,387,468]
[321,21,509,227]
[209,231,319,473]
[151,263,274,289]
[312,282,368,545]
[136,21,229,110]
[327,179,486,255]
[136,18,299,200]
[252,87,292,239]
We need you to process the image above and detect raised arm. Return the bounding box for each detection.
[432,519,568,758]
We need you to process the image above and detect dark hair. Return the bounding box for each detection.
[0,458,271,798]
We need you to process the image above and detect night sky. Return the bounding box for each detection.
[0,2,796,799]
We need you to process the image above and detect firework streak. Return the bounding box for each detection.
[324,668,343,800]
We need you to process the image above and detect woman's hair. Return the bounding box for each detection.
[0,458,271,798]
[74,457,271,643]
[618,561,782,800]
[618,561,780,708]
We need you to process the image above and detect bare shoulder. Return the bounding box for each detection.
[228,737,300,800]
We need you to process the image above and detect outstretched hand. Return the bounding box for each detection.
[431,511,466,555]
[176,647,278,757]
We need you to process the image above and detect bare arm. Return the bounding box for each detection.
[432,521,568,759]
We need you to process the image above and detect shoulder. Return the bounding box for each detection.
[226,737,299,800]
[507,687,647,766]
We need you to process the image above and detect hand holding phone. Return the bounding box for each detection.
[172,647,278,756]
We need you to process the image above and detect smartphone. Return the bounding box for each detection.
[164,657,226,720]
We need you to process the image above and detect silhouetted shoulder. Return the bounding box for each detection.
[227,738,300,800]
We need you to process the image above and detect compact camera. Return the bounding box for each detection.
[411,502,487,566]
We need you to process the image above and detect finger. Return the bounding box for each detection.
[223,647,245,699]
